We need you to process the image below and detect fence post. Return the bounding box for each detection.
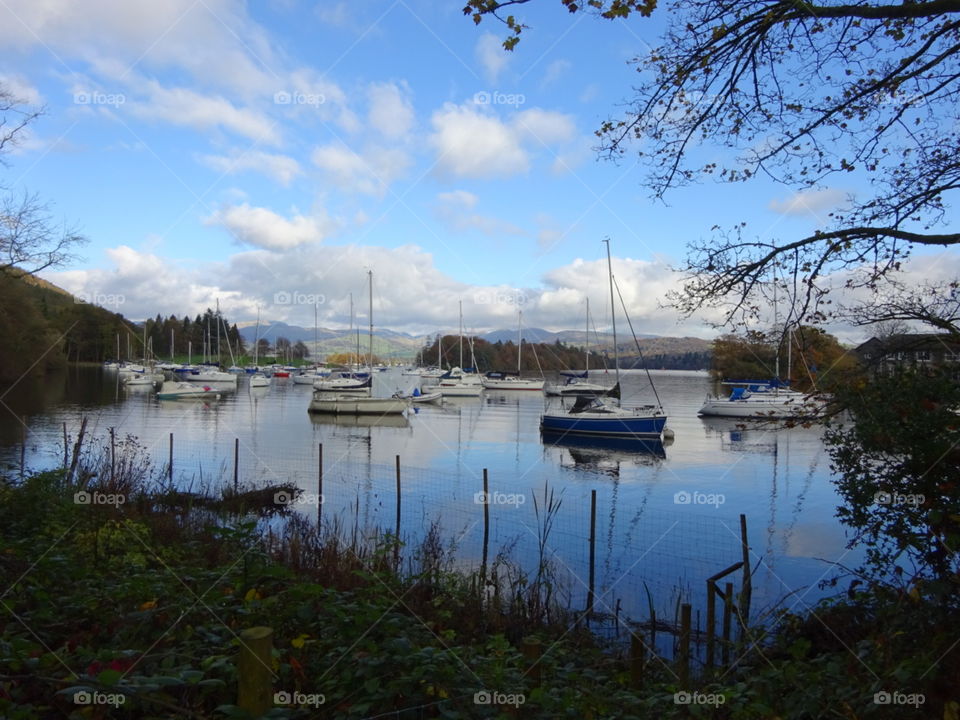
[63,422,69,469]
[168,432,173,483]
[237,626,274,715]
[109,426,115,485]
[739,514,752,630]
[317,443,323,529]
[394,454,401,567]
[481,468,490,586]
[587,489,596,616]
[722,581,734,668]
[522,636,542,687]
[678,603,691,689]
[233,438,239,493]
[20,416,26,480]
[706,579,716,671]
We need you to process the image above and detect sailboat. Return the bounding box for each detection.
[308,271,410,415]
[439,301,483,397]
[480,310,545,391]
[540,239,667,439]
[545,298,614,397]
[697,328,821,418]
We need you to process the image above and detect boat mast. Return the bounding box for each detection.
[170,328,174,361]
[350,292,357,368]
[459,299,463,369]
[216,298,221,365]
[603,238,620,390]
[314,302,319,366]
[585,297,590,374]
[517,310,522,374]
[368,270,374,370]
[254,306,260,367]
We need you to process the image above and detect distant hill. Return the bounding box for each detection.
[234,322,713,365]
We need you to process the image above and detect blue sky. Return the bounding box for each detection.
[1,0,952,339]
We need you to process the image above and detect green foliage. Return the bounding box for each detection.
[826,369,960,603]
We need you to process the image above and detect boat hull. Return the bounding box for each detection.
[481,378,544,391]
[439,384,483,397]
[308,396,410,415]
[540,411,666,438]
[698,394,818,418]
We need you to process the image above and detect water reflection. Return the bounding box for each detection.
[541,429,666,474]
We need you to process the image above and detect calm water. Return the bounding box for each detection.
[0,367,858,627]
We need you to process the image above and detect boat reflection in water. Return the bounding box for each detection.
[699,416,783,454]
[307,413,411,430]
[540,429,667,472]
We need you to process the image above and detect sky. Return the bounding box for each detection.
[0,0,955,341]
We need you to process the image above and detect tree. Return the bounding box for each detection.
[0,86,86,277]
[827,369,960,603]
[466,1,960,334]
[292,340,309,360]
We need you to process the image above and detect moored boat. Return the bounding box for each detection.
[156,381,221,400]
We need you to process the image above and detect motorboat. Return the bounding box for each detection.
[698,380,821,418]
[156,381,222,400]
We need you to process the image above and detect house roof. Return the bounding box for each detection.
[855,333,960,360]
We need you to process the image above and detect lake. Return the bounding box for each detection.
[0,366,858,632]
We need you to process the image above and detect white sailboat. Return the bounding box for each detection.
[440,301,483,396]
[481,310,544,391]
[545,298,613,397]
[309,271,410,415]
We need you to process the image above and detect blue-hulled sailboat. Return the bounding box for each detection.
[540,239,667,440]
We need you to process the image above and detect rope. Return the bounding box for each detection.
[612,275,663,409]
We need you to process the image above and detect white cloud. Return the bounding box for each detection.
[514,108,576,145]
[311,142,411,196]
[132,83,279,144]
[367,82,415,140]
[206,204,333,250]
[429,103,579,179]
[199,150,301,185]
[434,190,524,236]
[0,0,279,97]
[429,103,529,178]
[476,33,509,84]
[542,59,572,87]
[0,73,42,105]
[768,188,849,217]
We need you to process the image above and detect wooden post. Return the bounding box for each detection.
[233,438,239,493]
[650,609,657,652]
[168,432,173,483]
[678,603,691,689]
[62,422,69,469]
[722,581,734,667]
[706,579,716,670]
[587,489,597,616]
[522,636,542,687]
[481,468,490,584]
[394,454,401,567]
[20,417,26,479]
[109,426,115,486]
[630,632,645,689]
[739,514,752,629]
[317,443,323,529]
[237,626,273,715]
